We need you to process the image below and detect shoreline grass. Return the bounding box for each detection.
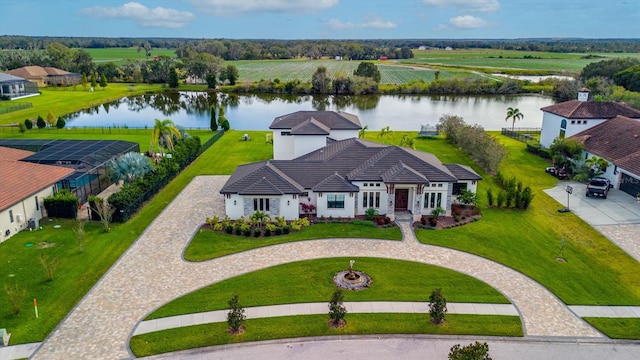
[147,257,509,320]
[185,222,402,261]
[130,313,523,357]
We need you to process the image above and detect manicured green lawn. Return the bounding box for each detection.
[583,318,640,339]
[185,222,402,261]
[130,313,522,357]
[413,134,640,305]
[0,83,164,126]
[147,257,509,320]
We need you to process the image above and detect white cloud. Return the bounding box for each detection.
[327,17,397,30]
[80,2,195,28]
[436,15,496,30]
[191,0,339,16]
[422,0,500,12]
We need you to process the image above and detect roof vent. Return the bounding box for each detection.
[634,134,639,139]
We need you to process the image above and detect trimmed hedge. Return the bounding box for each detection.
[43,189,78,219]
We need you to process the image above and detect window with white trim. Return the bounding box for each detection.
[362,191,381,208]
[327,194,345,209]
[423,192,442,209]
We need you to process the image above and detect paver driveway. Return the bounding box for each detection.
[32,176,601,360]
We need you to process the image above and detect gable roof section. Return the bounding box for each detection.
[290,118,331,135]
[5,66,49,78]
[0,73,28,83]
[269,111,362,130]
[541,100,640,119]
[570,115,640,175]
[0,158,74,211]
[312,172,359,192]
[444,164,483,181]
[222,138,477,196]
[0,146,34,161]
[381,161,429,184]
[221,161,304,195]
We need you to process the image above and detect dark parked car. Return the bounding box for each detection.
[545,167,568,180]
[586,177,611,198]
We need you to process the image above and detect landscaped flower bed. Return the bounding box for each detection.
[416,204,482,230]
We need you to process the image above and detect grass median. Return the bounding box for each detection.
[130,313,522,357]
[147,257,510,320]
[185,222,402,261]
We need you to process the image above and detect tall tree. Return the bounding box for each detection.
[505,107,524,131]
[168,67,179,88]
[312,66,330,94]
[225,64,239,85]
[210,105,218,131]
[90,72,97,89]
[99,73,108,90]
[354,62,381,83]
[150,118,182,154]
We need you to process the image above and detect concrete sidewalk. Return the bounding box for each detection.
[133,302,640,337]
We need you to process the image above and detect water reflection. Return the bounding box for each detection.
[65,91,555,131]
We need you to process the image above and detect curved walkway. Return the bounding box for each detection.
[32,176,601,360]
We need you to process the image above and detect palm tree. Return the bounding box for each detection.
[150,118,181,154]
[107,152,153,185]
[505,107,524,131]
[378,126,393,143]
[358,125,368,139]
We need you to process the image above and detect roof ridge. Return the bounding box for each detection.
[346,145,395,179]
[265,162,304,190]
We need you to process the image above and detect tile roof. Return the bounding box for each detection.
[444,164,483,181]
[0,146,34,161]
[0,157,75,212]
[5,66,49,78]
[221,138,479,195]
[270,111,362,131]
[312,172,359,192]
[290,118,331,135]
[570,116,640,175]
[541,100,640,119]
[0,73,28,82]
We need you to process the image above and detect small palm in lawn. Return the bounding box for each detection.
[150,118,181,155]
[505,107,524,131]
[358,125,368,139]
[429,287,447,324]
[328,289,348,328]
[227,295,246,335]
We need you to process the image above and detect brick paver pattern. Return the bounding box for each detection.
[32,176,602,360]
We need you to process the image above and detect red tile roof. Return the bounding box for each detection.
[541,100,640,119]
[0,146,34,161]
[0,148,75,211]
[570,116,640,175]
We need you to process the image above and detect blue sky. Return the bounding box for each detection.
[1,0,637,39]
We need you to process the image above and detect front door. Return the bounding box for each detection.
[395,189,408,210]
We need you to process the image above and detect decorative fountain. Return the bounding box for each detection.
[333,259,372,291]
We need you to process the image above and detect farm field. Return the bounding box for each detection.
[231,59,474,84]
[83,47,176,64]
[403,49,640,73]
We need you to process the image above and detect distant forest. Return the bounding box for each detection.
[1,36,639,61]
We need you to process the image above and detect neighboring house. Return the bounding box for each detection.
[0,146,74,243]
[221,137,481,221]
[570,115,640,198]
[539,89,640,148]
[0,73,39,100]
[4,66,81,87]
[269,111,362,160]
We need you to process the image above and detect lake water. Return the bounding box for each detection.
[65,92,556,131]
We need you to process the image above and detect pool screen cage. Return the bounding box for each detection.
[0,139,139,203]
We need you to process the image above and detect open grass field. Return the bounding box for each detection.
[0,83,164,126]
[231,59,471,84]
[130,313,522,357]
[82,47,176,64]
[403,49,640,74]
[147,257,510,321]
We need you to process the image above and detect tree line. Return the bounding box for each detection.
[2,36,640,56]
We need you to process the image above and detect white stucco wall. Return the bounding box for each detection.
[0,187,51,243]
[277,195,300,220]
[354,182,388,215]
[272,131,295,160]
[293,136,326,158]
[328,129,358,141]
[580,151,622,189]
[224,194,245,220]
[540,112,606,148]
[316,192,355,218]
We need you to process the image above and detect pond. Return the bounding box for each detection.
[64,92,556,131]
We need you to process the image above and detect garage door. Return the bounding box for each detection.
[620,173,640,197]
